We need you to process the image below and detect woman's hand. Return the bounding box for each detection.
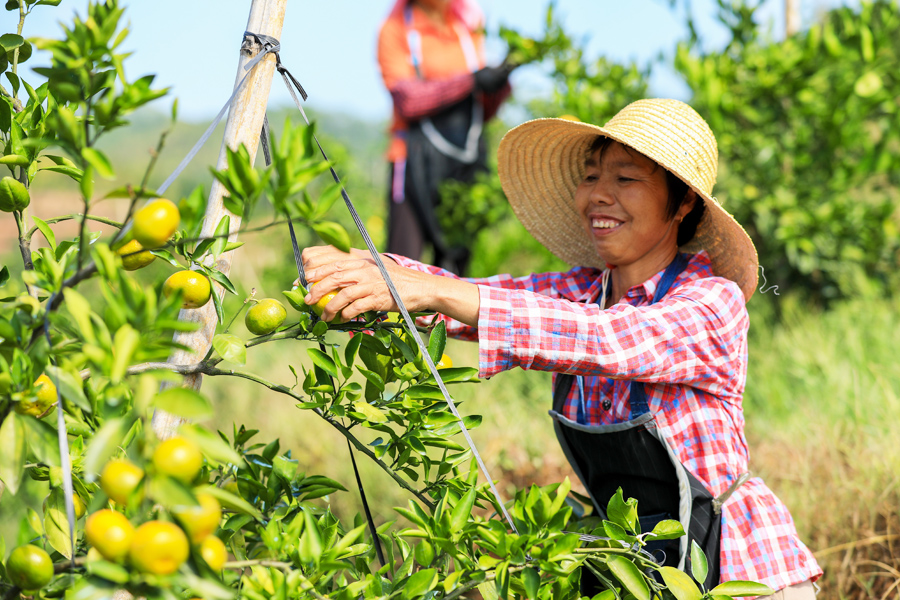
[296,246,480,326]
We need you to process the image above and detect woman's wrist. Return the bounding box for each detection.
[423,273,480,327]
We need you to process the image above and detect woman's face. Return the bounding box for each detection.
[413,0,452,11]
[574,141,685,268]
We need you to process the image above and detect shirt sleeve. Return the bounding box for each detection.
[476,277,749,397]
[390,74,477,120]
[386,254,591,343]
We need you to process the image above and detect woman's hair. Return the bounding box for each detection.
[588,136,705,247]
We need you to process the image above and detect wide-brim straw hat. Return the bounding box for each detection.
[497,98,759,300]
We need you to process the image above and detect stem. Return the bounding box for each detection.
[14,209,34,272]
[12,0,25,76]
[225,559,292,569]
[25,214,124,243]
[0,84,23,112]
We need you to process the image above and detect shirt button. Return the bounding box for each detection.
[602,400,612,411]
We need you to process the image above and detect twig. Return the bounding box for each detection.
[224,559,293,569]
[25,214,124,243]
[815,535,900,558]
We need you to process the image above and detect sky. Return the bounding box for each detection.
[17,0,852,125]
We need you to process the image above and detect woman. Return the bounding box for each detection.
[301,99,822,597]
[378,0,512,274]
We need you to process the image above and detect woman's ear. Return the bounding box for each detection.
[676,190,698,222]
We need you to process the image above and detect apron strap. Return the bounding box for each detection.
[629,252,690,417]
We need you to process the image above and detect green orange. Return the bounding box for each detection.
[128,520,190,575]
[152,436,203,484]
[85,509,135,562]
[163,270,212,309]
[132,198,180,249]
[116,239,155,271]
[245,298,287,335]
[6,545,54,591]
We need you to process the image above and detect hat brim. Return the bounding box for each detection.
[497,118,759,300]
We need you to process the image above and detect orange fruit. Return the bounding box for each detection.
[245,298,287,335]
[85,509,135,562]
[436,353,453,369]
[100,458,144,506]
[128,520,190,575]
[132,198,180,249]
[172,492,221,544]
[14,374,57,417]
[152,436,202,484]
[163,270,211,309]
[309,282,345,324]
[6,545,53,591]
[116,239,155,271]
[198,535,227,571]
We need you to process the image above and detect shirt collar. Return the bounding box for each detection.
[617,251,713,306]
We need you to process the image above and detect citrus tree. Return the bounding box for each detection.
[0,2,773,599]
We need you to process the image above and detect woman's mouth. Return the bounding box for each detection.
[590,217,623,235]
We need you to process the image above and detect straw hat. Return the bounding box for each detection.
[497,98,759,300]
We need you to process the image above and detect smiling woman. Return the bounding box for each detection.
[299,98,822,596]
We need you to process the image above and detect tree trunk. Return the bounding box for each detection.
[151,0,287,441]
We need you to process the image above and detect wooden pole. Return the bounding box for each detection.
[785,0,801,37]
[152,0,288,440]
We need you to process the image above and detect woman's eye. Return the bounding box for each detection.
[618,177,634,183]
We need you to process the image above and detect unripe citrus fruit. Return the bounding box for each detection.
[6,545,53,591]
[163,270,211,309]
[43,491,86,520]
[436,353,453,369]
[85,509,135,562]
[100,458,144,506]
[14,374,57,417]
[116,239,155,271]
[128,520,190,575]
[172,492,221,544]
[132,198,180,249]
[199,535,227,571]
[245,298,287,335]
[152,436,202,484]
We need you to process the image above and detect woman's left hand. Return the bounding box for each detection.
[296,246,480,326]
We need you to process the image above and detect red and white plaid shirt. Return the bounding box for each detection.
[391,251,822,591]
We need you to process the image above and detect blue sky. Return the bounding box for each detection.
[19,0,850,124]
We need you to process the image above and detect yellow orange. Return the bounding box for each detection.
[152,436,202,484]
[132,198,180,249]
[116,239,155,271]
[14,374,56,417]
[199,535,227,571]
[128,521,189,575]
[85,509,135,562]
[172,492,221,544]
[163,270,211,309]
[100,459,144,506]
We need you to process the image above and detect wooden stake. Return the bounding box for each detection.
[152,0,287,440]
[785,0,801,37]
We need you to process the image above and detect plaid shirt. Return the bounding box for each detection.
[391,251,822,591]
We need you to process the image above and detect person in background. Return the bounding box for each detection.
[378,0,513,274]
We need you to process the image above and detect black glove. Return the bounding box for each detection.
[474,64,514,94]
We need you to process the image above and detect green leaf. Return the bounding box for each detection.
[110,325,139,383]
[607,555,650,600]
[21,416,60,466]
[0,34,23,52]
[82,148,115,180]
[282,289,311,313]
[197,484,262,520]
[311,220,350,252]
[31,216,55,250]
[213,333,247,366]
[0,265,7,287]
[0,412,26,493]
[449,486,476,532]
[607,487,639,532]
[85,560,130,583]
[307,347,338,379]
[405,568,437,597]
[709,581,774,597]
[522,566,540,599]
[649,519,685,540]
[690,539,708,585]
[298,510,323,565]
[83,418,130,477]
[659,566,703,600]
[151,475,197,509]
[178,424,243,465]
[153,387,213,420]
[854,71,882,98]
[44,487,73,558]
[427,320,447,365]
[45,365,89,411]
[352,400,388,423]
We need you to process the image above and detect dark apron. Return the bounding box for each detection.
[550,254,722,591]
